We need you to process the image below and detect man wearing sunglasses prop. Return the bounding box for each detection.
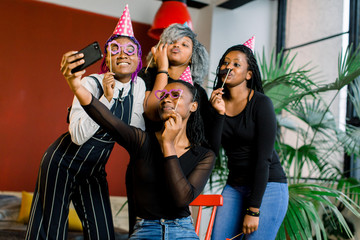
[26,5,145,240]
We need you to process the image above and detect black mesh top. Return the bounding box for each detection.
[83,95,216,220]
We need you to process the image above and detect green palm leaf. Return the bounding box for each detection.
[277,183,359,239]
[304,44,360,94]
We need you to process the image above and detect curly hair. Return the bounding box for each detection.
[174,81,205,147]
[213,44,263,95]
[100,35,143,82]
[148,23,209,85]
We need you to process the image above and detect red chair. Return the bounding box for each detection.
[190,194,223,240]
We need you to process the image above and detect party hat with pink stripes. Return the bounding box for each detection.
[243,36,255,51]
[112,4,134,37]
[179,66,193,85]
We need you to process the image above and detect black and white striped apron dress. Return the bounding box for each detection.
[26,77,134,240]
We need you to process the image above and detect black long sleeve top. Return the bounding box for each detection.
[208,91,287,208]
[83,95,216,219]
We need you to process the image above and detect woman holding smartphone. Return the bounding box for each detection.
[61,47,216,239]
[25,6,145,240]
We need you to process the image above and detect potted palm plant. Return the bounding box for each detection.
[209,45,360,239]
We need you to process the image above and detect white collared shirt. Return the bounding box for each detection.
[69,73,145,145]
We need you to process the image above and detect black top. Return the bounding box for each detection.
[208,91,287,208]
[83,95,216,219]
[138,67,213,147]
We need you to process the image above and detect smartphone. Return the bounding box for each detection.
[71,41,103,74]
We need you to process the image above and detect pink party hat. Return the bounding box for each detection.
[183,21,193,30]
[243,36,255,51]
[179,66,193,85]
[113,4,134,37]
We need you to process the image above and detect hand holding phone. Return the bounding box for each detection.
[71,41,103,74]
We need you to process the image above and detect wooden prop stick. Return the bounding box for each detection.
[226,232,243,240]
[221,68,231,89]
[108,45,113,73]
[109,51,112,73]
[174,91,183,112]
[145,40,162,73]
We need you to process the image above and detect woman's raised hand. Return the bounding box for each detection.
[60,51,92,105]
[210,88,225,115]
[242,214,259,235]
[103,72,115,102]
[60,51,86,93]
[162,111,182,144]
[157,111,182,157]
[152,43,169,71]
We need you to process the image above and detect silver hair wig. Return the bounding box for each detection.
[153,23,209,85]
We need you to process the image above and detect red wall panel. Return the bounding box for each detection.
[0,0,157,196]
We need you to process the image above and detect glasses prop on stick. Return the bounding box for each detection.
[108,41,138,73]
[145,40,162,73]
[154,89,183,112]
[220,68,232,89]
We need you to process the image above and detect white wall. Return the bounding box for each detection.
[283,0,347,175]
[36,0,277,89]
[208,0,277,88]
[36,0,161,23]
[286,0,345,125]
[36,0,206,26]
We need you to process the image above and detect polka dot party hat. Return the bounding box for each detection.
[113,4,134,37]
[243,36,255,52]
[179,66,193,85]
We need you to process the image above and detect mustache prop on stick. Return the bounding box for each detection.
[219,68,232,88]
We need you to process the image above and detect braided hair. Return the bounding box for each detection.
[213,44,263,95]
[213,44,263,127]
[100,35,143,82]
[175,81,205,148]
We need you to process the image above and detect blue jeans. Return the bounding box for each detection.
[129,216,199,240]
[211,182,288,240]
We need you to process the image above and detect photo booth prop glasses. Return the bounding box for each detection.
[155,89,183,100]
[155,89,183,112]
[108,40,137,56]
